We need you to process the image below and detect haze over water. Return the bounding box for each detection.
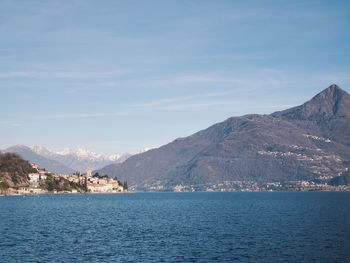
[1,192,349,262]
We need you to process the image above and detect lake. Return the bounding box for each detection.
[1,192,349,262]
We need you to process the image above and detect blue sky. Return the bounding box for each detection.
[1,0,349,155]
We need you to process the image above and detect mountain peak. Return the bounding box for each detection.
[312,84,348,102]
[97,84,350,191]
[30,145,54,156]
[272,84,350,121]
[6,144,31,152]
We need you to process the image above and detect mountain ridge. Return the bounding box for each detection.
[4,145,75,174]
[3,145,132,174]
[97,85,350,191]
[272,84,350,121]
[29,145,131,171]
[32,145,122,162]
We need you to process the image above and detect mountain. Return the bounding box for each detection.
[2,144,131,174]
[4,145,74,174]
[97,84,350,191]
[30,145,131,172]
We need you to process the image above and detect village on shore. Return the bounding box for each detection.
[1,152,349,195]
[1,162,128,196]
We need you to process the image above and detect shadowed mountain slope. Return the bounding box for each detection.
[98,85,350,190]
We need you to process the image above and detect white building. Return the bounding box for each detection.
[28,173,40,182]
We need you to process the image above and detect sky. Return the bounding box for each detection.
[1,0,349,155]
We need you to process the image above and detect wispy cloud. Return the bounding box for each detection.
[34,91,239,119]
[198,52,271,61]
[38,111,129,119]
[125,91,238,108]
[27,69,350,121]
[10,123,22,127]
[134,70,292,90]
[0,69,131,79]
[0,121,23,127]
[153,101,295,112]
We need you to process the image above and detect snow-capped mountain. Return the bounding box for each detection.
[30,145,131,172]
[56,147,120,161]
[4,145,75,174]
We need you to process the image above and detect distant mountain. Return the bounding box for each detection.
[4,145,74,174]
[29,145,131,172]
[2,144,131,174]
[98,84,350,191]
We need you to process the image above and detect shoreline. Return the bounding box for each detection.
[0,190,131,197]
[2,189,350,197]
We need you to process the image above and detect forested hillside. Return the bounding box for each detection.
[0,153,36,191]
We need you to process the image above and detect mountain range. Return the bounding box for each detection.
[97,84,350,191]
[2,145,131,174]
[29,145,131,172]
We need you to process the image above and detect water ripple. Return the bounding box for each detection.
[0,192,349,262]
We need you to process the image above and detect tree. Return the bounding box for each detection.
[123,180,128,190]
[0,181,9,195]
[84,177,88,192]
[0,181,9,190]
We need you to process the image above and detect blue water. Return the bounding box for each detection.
[1,192,350,262]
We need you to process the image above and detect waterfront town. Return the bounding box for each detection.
[147,176,350,192]
[1,162,127,196]
[1,153,349,195]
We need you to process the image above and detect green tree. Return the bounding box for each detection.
[0,181,9,190]
[84,177,88,192]
[0,181,9,195]
[123,180,128,190]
